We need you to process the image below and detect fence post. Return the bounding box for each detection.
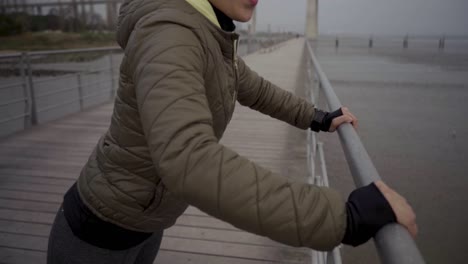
[403,35,409,49]
[369,35,374,48]
[335,37,339,49]
[20,53,31,128]
[108,51,115,99]
[77,73,84,110]
[247,24,252,54]
[439,35,445,51]
[24,52,38,125]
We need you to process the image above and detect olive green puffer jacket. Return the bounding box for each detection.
[77,0,346,250]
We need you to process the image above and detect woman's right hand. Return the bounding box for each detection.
[374,181,418,238]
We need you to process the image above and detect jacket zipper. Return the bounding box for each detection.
[232,37,239,103]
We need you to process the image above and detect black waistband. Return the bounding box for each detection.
[62,183,153,250]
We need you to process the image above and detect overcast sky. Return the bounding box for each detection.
[249,0,468,36]
[63,0,468,36]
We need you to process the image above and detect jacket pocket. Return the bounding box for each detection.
[142,180,165,214]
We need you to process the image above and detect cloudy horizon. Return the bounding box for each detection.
[250,0,468,36]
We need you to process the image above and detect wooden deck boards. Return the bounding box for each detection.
[0,39,311,263]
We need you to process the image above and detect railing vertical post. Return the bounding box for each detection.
[247,34,252,54]
[327,248,342,264]
[77,73,84,110]
[20,53,31,128]
[369,35,374,48]
[439,35,445,51]
[314,73,321,105]
[403,35,409,49]
[25,52,38,125]
[335,37,339,49]
[108,51,115,99]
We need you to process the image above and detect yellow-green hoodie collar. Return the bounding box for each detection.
[185,0,221,28]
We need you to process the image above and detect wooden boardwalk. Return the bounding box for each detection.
[0,38,311,264]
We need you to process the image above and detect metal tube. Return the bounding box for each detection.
[25,53,38,125]
[77,73,84,110]
[0,53,22,59]
[317,142,329,187]
[27,46,121,57]
[109,51,115,98]
[19,53,30,128]
[0,98,27,107]
[306,40,425,264]
[0,82,25,90]
[327,248,342,264]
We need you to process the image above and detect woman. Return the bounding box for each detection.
[47,0,417,263]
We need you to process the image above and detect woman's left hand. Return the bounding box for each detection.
[329,107,358,132]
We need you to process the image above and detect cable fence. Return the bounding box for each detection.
[0,33,294,138]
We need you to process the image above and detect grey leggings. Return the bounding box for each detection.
[47,206,163,264]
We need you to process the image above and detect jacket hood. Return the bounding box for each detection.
[116,0,224,49]
[117,0,184,49]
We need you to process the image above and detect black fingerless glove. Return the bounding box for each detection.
[310,108,343,132]
[342,183,397,247]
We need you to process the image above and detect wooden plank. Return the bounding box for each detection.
[184,206,209,217]
[0,198,60,214]
[0,209,55,225]
[0,137,95,148]
[0,248,46,264]
[0,232,47,251]
[160,236,307,263]
[0,141,95,153]
[0,148,91,161]
[0,168,79,180]
[0,182,68,195]
[165,225,283,248]
[0,220,51,237]
[156,250,285,264]
[0,190,63,204]
[0,174,75,187]
[4,137,101,146]
[0,156,85,169]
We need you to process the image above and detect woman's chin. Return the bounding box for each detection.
[234,13,253,23]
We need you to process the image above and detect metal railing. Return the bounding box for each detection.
[0,34,294,138]
[321,34,468,51]
[0,46,122,137]
[305,40,426,264]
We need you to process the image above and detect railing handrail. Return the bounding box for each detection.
[306,40,426,264]
[0,33,293,60]
[0,46,122,60]
[319,34,468,40]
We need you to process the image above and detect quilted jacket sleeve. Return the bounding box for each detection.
[237,57,316,130]
[128,22,346,251]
